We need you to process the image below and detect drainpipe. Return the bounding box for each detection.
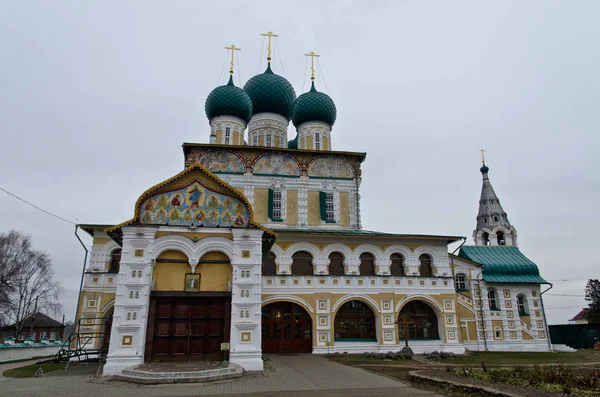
[73,225,89,324]
[540,283,554,352]
[449,238,467,344]
[474,269,488,351]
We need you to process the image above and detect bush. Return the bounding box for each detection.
[423,350,457,360]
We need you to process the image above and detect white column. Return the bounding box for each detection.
[103,226,155,375]
[229,229,264,372]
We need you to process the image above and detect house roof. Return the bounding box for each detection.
[570,308,590,321]
[0,312,64,330]
[458,246,548,284]
[275,228,463,243]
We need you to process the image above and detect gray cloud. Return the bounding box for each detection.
[1,0,598,325]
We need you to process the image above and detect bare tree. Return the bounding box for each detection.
[0,230,62,338]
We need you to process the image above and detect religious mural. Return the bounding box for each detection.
[308,157,354,179]
[253,153,301,176]
[139,182,249,227]
[197,151,245,174]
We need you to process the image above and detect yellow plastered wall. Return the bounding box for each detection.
[307,191,320,226]
[153,250,191,291]
[339,192,349,226]
[233,131,244,145]
[274,136,280,148]
[299,136,306,149]
[92,237,112,245]
[522,330,534,340]
[306,135,314,149]
[323,135,330,150]
[466,322,477,340]
[520,315,531,326]
[458,303,475,319]
[196,252,232,292]
[216,131,223,143]
[152,251,232,292]
[258,136,265,146]
[287,190,298,225]
[254,188,268,224]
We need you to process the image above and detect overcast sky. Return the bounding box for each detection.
[1,1,599,326]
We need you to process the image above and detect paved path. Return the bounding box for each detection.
[0,354,443,397]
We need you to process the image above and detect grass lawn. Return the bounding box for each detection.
[3,362,65,378]
[325,349,600,366]
[432,350,600,365]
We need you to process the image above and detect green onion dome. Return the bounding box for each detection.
[205,76,253,123]
[243,63,296,119]
[291,82,337,128]
[480,164,490,174]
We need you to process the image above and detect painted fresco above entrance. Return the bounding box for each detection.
[253,153,301,176]
[197,151,245,174]
[139,181,249,227]
[308,157,354,179]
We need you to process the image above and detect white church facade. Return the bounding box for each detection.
[75,36,551,375]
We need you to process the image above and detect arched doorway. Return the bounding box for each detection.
[334,300,377,341]
[261,302,312,353]
[100,307,114,354]
[398,301,440,340]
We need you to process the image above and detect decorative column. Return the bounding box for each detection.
[103,226,155,375]
[229,229,264,372]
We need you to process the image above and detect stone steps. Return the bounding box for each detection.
[114,363,244,384]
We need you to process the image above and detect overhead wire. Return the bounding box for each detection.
[316,58,331,94]
[274,40,286,75]
[1,187,76,225]
[301,56,309,93]
[217,50,228,86]
[257,36,266,74]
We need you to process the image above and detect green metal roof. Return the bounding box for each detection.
[243,63,296,119]
[274,228,463,242]
[458,246,547,284]
[205,76,253,123]
[287,135,298,149]
[291,82,337,127]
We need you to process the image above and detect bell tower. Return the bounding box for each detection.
[473,151,518,247]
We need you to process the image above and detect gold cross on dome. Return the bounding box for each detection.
[261,31,279,61]
[224,44,241,75]
[479,148,486,164]
[304,51,320,81]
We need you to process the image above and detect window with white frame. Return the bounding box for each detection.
[272,190,282,219]
[315,132,321,150]
[455,273,467,290]
[488,289,498,310]
[517,295,528,315]
[325,192,334,221]
[224,127,231,144]
[266,134,272,147]
[253,135,257,146]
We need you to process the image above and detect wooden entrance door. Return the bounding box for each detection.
[149,295,230,361]
[261,302,312,353]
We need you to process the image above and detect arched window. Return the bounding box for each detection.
[455,273,467,290]
[517,294,528,316]
[482,232,490,246]
[262,251,276,276]
[419,254,433,277]
[497,231,506,245]
[291,251,313,276]
[494,326,502,339]
[108,249,121,273]
[334,301,376,341]
[390,253,404,276]
[328,252,345,276]
[359,253,375,276]
[488,289,498,310]
[399,301,439,339]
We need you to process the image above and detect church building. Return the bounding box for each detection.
[76,33,551,376]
